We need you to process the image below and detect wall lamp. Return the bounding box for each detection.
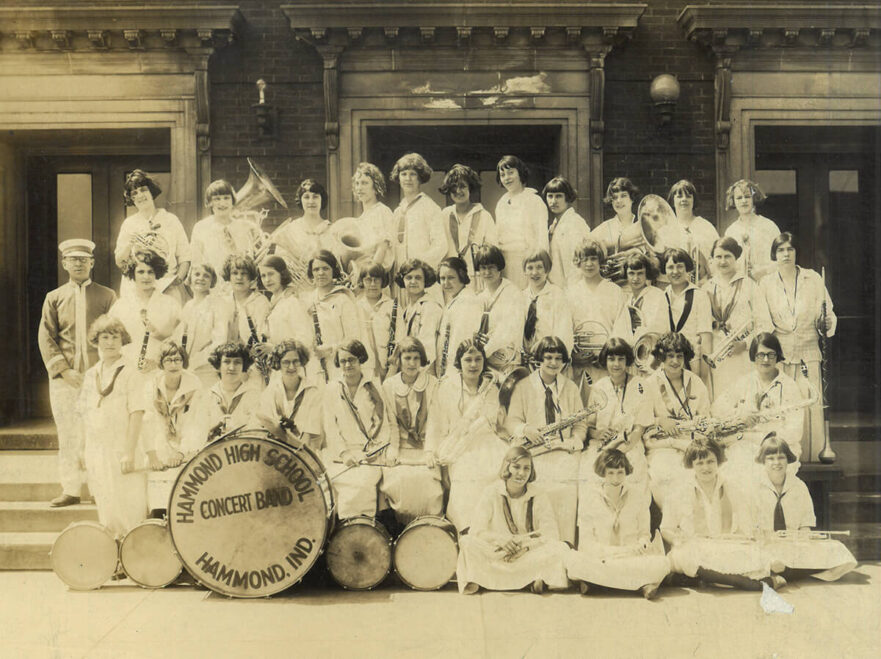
[253,79,278,141]
[649,74,681,128]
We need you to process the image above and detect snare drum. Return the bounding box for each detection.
[393,515,459,591]
[168,434,334,598]
[120,519,182,588]
[51,521,118,590]
[326,516,391,590]
[147,466,182,511]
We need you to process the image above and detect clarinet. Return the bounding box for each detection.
[475,307,490,350]
[438,322,452,377]
[310,303,329,383]
[246,314,270,385]
[386,298,398,361]
[138,308,150,371]
[817,267,835,463]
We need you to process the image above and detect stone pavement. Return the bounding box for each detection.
[1,565,878,659]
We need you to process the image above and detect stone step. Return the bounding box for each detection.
[0,502,98,533]
[0,532,57,570]
[0,483,62,502]
[0,419,58,450]
[829,492,881,524]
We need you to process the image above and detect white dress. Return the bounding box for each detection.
[494,188,549,288]
[400,294,443,365]
[567,276,625,384]
[195,379,261,446]
[663,283,713,379]
[441,203,498,289]
[190,215,263,278]
[109,289,181,373]
[567,481,670,590]
[611,285,668,346]
[457,481,570,592]
[257,377,323,451]
[724,214,781,281]
[356,202,396,271]
[433,287,483,379]
[392,193,446,270]
[677,215,719,281]
[114,208,191,299]
[176,293,229,386]
[270,218,337,297]
[752,472,856,581]
[79,358,147,536]
[306,286,372,381]
[357,294,395,375]
[477,279,526,376]
[548,207,591,287]
[522,282,574,358]
[425,374,507,532]
[380,370,444,521]
[590,215,635,258]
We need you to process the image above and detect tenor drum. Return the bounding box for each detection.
[393,515,459,591]
[119,519,182,588]
[326,516,392,590]
[168,435,333,598]
[50,521,118,590]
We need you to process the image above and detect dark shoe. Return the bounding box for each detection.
[50,494,80,507]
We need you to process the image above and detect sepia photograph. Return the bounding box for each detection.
[0,1,878,657]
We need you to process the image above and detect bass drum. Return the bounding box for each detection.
[168,434,334,598]
[119,519,182,588]
[393,515,459,591]
[51,521,118,590]
[326,516,391,590]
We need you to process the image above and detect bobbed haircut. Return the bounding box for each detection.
[259,255,293,289]
[270,339,311,370]
[334,339,369,367]
[663,247,695,273]
[122,250,169,281]
[393,336,428,367]
[352,162,387,200]
[499,445,537,482]
[295,178,328,211]
[711,236,743,260]
[542,176,577,203]
[357,261,390,289]
[770,231,797,261]
[123,169,161,206]
[533,335,570,365]
[453,338,487,372]
[683,438,726,468]
[522,249,552,273]
[208,342,253,372]
[667,179,697,205]
[188,262,218,288]
[603,177,638,205]
[755,432,798,464]
[204,179,236,207]
[391,153,432,184]
[222,254,258,282]
[158,339,188,370]
[88,314,132,347]
[725,179,767,210]
[573,237,607,266]
[307,249,343,280]
[624,251,659,281]
[495,155,529,186]
[438,164,481,196]
[597,337,635,368]
[473,244,506,272]
[749,332,785,363]
[438,256,470,285]
[394,258,437,288]
[594,448,633,477]
[652,332,695,365]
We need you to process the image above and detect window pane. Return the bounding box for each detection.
[829,170,858,193]
[754,170,796,195]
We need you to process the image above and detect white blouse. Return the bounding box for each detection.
[549,207,591,287]
[494,188,549,255]
[392,193,446,269]
[523,282,574,355]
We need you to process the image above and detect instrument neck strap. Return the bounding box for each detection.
[339,379,385,446]
[613,374,629,415]
[777,266,800,320]
[710,279,742,333]
[662,372,693,419]
[666,287,695,333]
[279,386,307,435]
[501,493,535,535]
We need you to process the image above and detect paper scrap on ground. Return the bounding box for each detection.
[760,582,794,614]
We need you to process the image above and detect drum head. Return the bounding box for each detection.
[394,516,458,591]
[168,435,331,598]
[326,517,391,590]
[51,521,118,590]
[120,519,182,588]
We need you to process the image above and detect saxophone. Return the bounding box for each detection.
[703,319,753,369]
[524,388,609,456]
[310,302,329,383]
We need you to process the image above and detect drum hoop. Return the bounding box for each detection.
[168,433,332,598]
[119,518,182,589]
[327,516,392,590]
[51,521,119,590]
[392,516,458,591]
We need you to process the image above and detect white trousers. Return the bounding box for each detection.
[49,377,85,497]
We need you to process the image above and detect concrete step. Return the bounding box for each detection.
[0,532,57,570]
[829,492,881,524]
[830,522,881,562]
[0,450,60,501]
[0,502,98,533]
[0,419,57,450]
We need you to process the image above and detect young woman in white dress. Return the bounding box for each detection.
[438,164,498,290]
[760,231,836,462]
[662,247,713,387]
[199,342,261,443]
[660,439,783,592]
[176,263,228,386]
[79,315,147,536]
[219,255,270,387]
[591,177,638,257]
[390,153,446,270]
[723,179,781,282]
[473,244,526,377]
[493,155,549,289]
[611,252,667,351]
[522,249,574,364]
[434,257,483,379]
[543,176,591,287]
[752,434,856,583]
[257,255,313,379]
[567,449,669,599]
[351,162,395,272]
[356,263,397,380]
[456,446,570,595]
[667,179,718,284]
[395,259,443,367]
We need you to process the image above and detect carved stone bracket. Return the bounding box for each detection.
[317,45,345,153]
[87,30,108,49]
[50,30,71,50]
[14,31,34,49]
[530,27,546,43]
[587,51,608,152]
[124,29,144,49]
[714,54,735,151]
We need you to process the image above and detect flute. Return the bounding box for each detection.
[137,308,150,371]
[310,303,329,383]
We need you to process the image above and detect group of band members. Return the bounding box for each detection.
[39,154,855,597]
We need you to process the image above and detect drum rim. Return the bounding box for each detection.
[392,517,458,591]
[326,516,392,590]
[119,518,182,589]
[51,521,118,590]
[167,433,331,598]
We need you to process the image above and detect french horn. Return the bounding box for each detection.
[572,320,609,367]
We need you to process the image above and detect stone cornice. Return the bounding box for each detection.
[0,5,243,52]
[281,1,646,49]
[679,4,881,51]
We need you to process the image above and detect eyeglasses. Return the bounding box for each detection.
[64,257,92,264]
[338,357,359,366]
[280,359,300,368]
[163,356,183,364]
[755,351,777,361]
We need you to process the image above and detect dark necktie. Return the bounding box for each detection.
[448,212,459,253]
[773,492,787,531]
[524,296,538,342]
[544,385,556,425]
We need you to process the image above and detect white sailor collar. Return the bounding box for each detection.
[390,369,431,397]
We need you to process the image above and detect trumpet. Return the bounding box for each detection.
[703,319,753,369]
[523,389,608,456]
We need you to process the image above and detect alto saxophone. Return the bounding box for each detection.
[703,319,753,369]
[524,388,609,456]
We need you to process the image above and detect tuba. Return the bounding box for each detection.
[633,332,661,374]
[233,158,288,265]
[601,194,676,284]
[329,217,371,274]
